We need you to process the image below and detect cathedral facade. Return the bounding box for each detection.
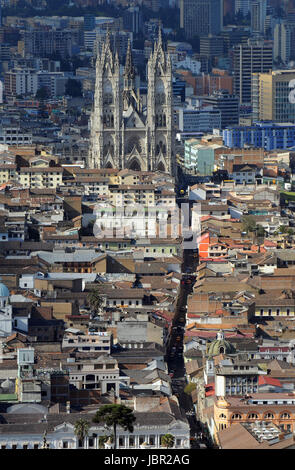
[88,31,176,176]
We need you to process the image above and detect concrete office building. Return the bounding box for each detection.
[203,89,240,129]
[251,0,267,35]
[233,38,273,105]
[178,107,221,132]
[252,69,295,122]
[180,0,223,39]
[123,6,143,35]
[4,68,38,97]
[273,21,292,64]
[235,0,251,16]
[223,122,295,150]
[200,35,224,59]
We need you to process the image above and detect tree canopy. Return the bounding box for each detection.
[87,288,104,314]
[93,404,136,449]
[74,418,90,444]
[161,433,175,448]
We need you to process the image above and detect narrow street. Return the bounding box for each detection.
[166,244,203,447]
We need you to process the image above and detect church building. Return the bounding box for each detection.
[88,30,176,175]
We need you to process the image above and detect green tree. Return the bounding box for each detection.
[161,433,175,448]
[65,78,82,97]
[241,215,257,233]
[279,225,288,234]
[74,418,90,447]
[93,404,136,450]
[87,288,104,314]
[184,382,196,395]
[255,225,265,238]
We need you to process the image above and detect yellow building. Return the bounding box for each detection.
[213,394,295,443]
[18,167,63,188]
[109,184,155,206]
[252,69,295,122]
[0,164,17,184]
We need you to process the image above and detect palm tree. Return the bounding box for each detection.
[93,404,136,449]
[87,288,104,315]
[161,433,175,448]
[74,418,90,448]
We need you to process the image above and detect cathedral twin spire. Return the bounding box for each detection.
[89,25,175,175]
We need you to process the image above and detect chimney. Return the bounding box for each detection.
[66,401,71,414]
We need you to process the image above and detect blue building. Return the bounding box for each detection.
[223,122,295,150]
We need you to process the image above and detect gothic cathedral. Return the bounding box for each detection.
[88,31,176,176]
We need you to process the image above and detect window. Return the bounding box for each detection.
[264,413,274,419]
[219,413,226,419]
[129,436,135,447]
[63,441,69,448]
[280,413,290,419]
[248,413,259,419]
[149,436,155,445]
[231,413,242,420]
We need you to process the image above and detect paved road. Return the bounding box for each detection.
[166,246,205,447]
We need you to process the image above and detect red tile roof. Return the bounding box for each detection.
[258,376,282,387]
[205,382,215,397]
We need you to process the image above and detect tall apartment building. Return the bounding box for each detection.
[233,38,273,105]
[200,35,224,59]
[235,0,251,16]
[220,27,250,54]
[4,69,38,97]
[23,30,74,58]
[251,0,267,35]
[83,14,96,31]
[273,21,292,64]
[123,6,143,35]
[252,69,295,122]
[180,0,223,39]
[203,89,240,129]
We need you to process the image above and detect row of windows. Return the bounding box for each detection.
[219,412,291,420]
[258,308,293,315]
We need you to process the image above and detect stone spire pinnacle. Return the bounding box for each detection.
[124,39,135,78]
[157,23,162,49]
[106,27,111,49]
